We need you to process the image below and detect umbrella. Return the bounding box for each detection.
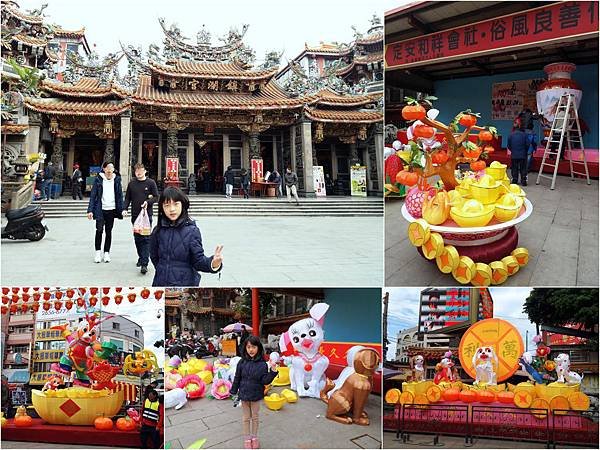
[223,323,253,333]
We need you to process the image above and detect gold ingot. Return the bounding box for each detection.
[490,261,508,285]
[452,256,475,284]
[31,389,123,425]
[422,233,444,260]
[436,245,460,273]
[471,263,492,286]
[408,219,430,247]
[511,247,529,267]
[501,255,520,276]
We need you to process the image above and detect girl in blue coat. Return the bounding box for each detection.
[149,187,223,287]
[231,336,278,449]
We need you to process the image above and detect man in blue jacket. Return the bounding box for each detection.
[507,127,529,186]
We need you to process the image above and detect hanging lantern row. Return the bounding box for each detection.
[0,289,164,314]
[1,287,164,299]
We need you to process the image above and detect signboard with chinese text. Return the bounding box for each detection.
[319,341,382,367]
[251,158,263,182]
[492,79,544,120]
[350,166,367,197]
[385,2,599,69]
[548,323,588,346]
[166,157,179,181]
[313,166,327,197]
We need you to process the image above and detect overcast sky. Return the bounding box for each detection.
[385,287,537,361]
[18,0,382,67]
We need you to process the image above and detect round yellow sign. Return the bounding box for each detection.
[458,318,524,383]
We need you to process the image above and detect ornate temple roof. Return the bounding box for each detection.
[11,33,47,47]
[41,77,130,99]
[335,53,383,76]
[315,88,380,107]
[52,25,86,39]
[23,97,131,116]
[355,30,383,46]
[303,105,382,124]
[0,123,29,134]
[2,1,44,25]
[147,59,278,81]
[303,42,353,56]
[131,74,312,110]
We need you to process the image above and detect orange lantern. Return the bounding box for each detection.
[442,387,461,402]
[497,391,515,404]
[459,390,477,403]
[477,390,496,403]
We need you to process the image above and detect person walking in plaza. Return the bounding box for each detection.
[240,168,250,199]
[284,167,300,205]
[71,163,83,200]
[86,161,124,263]
[224,165,235,199]
[507,126,530,186]
[140,388,163,449]
[124,163,159,275]
[42,162,56,201]
[149,186,224,286]
[231,336,278,449]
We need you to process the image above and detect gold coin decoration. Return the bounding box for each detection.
[422,233,444,260]
[530,398,550,419]
[408,219,430,247]
[452,256,475,284]
[436,245,460,273]
[471,263,492,286]
[513,390,533,408]
[512,247,529,266]
[490,261,508,285]
[501,255,520,276]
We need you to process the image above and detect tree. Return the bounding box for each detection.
[7,58,44,95]
[232,289,278,338]
[523,288,599,331]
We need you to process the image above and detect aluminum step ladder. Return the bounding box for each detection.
[536,93,590,190]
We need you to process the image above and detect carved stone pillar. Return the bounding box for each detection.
[104,138,115,164]
[300,119,315,197]
[248,132,260,159]
[26,111,42,156]
[166,128,178,157]
[349,142,360,166]
[51,136,63,168]
[373,123,383,195]
[119,111,132,186]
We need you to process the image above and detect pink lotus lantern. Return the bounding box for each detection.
[211,379,232,400]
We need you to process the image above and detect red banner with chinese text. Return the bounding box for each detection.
[251,158,263,182]
[166,157,179,181]
[385,2,599,69]
[318,341,382,367]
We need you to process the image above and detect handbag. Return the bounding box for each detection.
[133,208,152,236]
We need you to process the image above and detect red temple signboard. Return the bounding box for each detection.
[319,341,382,367]
[385,1,599,69]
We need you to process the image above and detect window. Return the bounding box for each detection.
[50,341,65,350]
[134,330,140,338]
[66,43,79,55]
[110,339,123,351]
[112,322,120,331]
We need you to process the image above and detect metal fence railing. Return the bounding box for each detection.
[551,410,599,448]
[401,403,470,444]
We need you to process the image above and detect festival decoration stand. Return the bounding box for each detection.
[384,318,596,446]
[393,99,533,285]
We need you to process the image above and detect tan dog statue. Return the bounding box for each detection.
[320,346,380,425]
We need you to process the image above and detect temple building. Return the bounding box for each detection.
[4,10,382,198]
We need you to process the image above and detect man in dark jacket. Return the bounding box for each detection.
[507,128,529,186]
[124,163,159,274]
[42,162,56,200]
[71,163,83,200]
[224,166,235,199]
[86,162,124,263]
[284,167,300,205]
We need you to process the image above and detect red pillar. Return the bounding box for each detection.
[251,288,260,337]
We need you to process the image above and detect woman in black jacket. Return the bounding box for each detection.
[231,336,278,449]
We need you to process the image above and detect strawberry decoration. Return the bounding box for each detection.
[385,154,403,183]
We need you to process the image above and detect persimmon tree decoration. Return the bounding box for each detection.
[401,97,498,190]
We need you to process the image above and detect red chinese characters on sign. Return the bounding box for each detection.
[385,2,599,68]
[166,157,179,181]
[251,158,263,182]
[548,323,588,346]
[318,342,382,367]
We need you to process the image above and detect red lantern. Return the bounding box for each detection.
[42,302,51,311]
[21,304,29,313]
[100,296,109,306]
[102,287,110,295]
[115,287,122,293]
[90,287,98,295]
[43,287,50,291]
[31,302,40,313]
[66,289,75,299]
[127,293,136,303]
[12,294,19,303]
[2,287,9,295]
[10,304,17,313]
[22,293,30,302]
[11,287,19,294]
[1,306,8,315]
[79,288,87,294]
[154,290,164,300]
[33,292,41,301]
[55,291,63,300]
[43,292,51,301]
[22,287,30,293]
[114,294,123,305]
[1,296,9,305]
[32,287,40,292]
[89,296,98,307]
[65,300,74,310]
[76,297,85,308]
[54,301,62,311]
[140,289,150,299]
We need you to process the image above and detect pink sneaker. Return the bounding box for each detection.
[243,439,252,449]
[251,437,259,449]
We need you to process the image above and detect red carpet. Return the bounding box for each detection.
[2,418,143,447]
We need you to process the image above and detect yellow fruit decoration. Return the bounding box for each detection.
[501,255,520,276]
[512,248,529,267]
[452,256,475,284]
[567,392,590,411]
[408,219,430,247]
[399,391,414,405]
[471,263,492,286]
[422,191,450,225]
[490,261,508,285]
[422,233,444,260]
[530,398,550,419]
[385,388,401,404]
[436,245,460,273]
[426,385,442,403]
[550,395,570,414]
[513,390,533,408]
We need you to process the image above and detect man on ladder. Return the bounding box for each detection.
[536,93,591,190]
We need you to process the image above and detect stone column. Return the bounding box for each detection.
[349,142,360,166]
[223,134,231,172]
[166,129,178,158]
[103,139,115,164]
[248,132,260,159]
[300,120,315,197]
[157,132,163,178]
[119,111,132,187]
[25,112,42,155]
[373,123,383,195]
[66,138,75,177]
[50,136,64,193]
[187,133,195,175]
[272,136,278,172]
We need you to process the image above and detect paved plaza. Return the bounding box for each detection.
[385,176,599,286]
[1,443,130,449]
[1,215,383,287]
[166,386,381,449]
